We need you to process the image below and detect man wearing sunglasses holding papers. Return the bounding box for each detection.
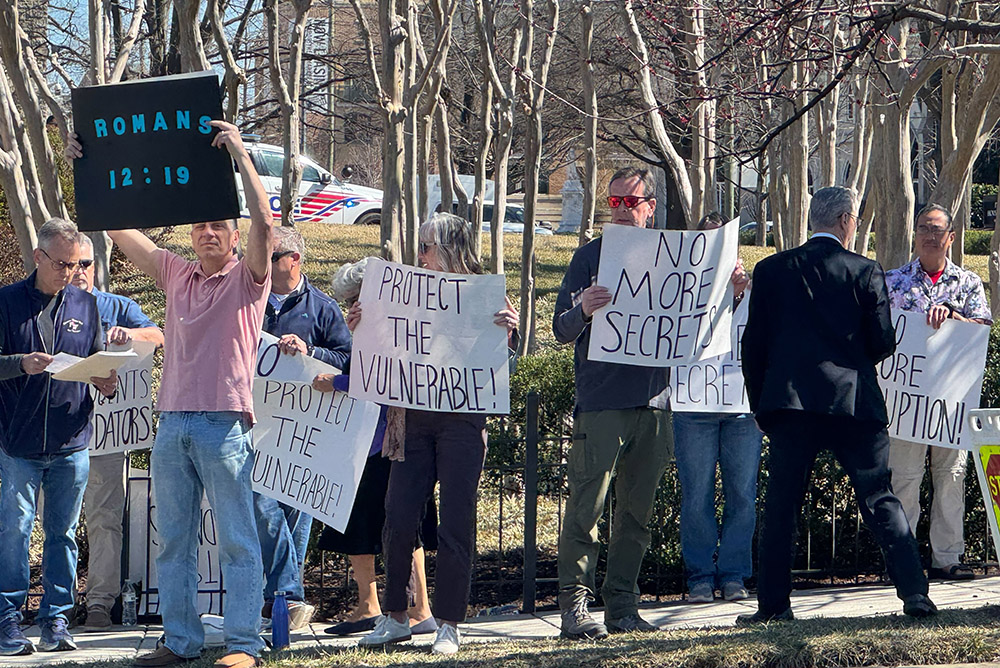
[553,167,674,640]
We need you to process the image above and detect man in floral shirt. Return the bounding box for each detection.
[885,203,992,580]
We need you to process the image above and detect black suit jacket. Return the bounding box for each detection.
[741,236,896,432]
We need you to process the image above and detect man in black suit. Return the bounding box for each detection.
[739,186,936,623]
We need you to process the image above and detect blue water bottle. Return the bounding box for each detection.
[271,591,290,649]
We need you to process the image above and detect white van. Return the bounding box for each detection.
[237,137,383,225]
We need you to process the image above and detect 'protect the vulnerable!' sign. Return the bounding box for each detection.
[252,332,380,532]
[349,258,511,413]
[588,223,738,367]
[878,309,989,449]
[71,71,239,231]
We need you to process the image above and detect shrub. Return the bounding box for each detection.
[966,229,993,255]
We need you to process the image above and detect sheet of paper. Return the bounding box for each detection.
[50,350,138,383]
[46,352,84,376]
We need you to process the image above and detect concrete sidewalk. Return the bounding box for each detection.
[7,575,1000,666]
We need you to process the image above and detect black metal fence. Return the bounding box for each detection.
[305,391,1000,617]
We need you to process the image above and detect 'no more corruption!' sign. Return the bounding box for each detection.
[588,223,738,367]
[668,292,750,413]
[878,309,989,450]
[349,258,511,414]
[251,332,380,532]
[90,340,157,455]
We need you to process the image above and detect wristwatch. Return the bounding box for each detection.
[943,303,957,318]
[306,344,315,357]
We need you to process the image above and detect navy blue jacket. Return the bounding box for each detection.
[0,275,102,457]
[264,275,351,370]
[553,236,669,413]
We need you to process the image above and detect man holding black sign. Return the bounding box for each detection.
[68,121,272,668]
[740,186,935,623]
[552,167,673,640]
[0,220,118,656]
[256,225,351,631]
[885,204,992,581]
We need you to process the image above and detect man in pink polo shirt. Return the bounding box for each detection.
[71,121,272,668]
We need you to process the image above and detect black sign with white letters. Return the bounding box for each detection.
[71,72,240,231]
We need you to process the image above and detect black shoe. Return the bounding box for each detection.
[903,594,938,619]
[605,613,659,633]
[323,616,380,636]
[735,608,794,626]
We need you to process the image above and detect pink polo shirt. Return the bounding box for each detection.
[155,250,270,422]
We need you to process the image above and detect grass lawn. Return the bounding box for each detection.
[74,605,1000,668]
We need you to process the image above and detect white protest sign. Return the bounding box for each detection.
[588,223,738,367]
[90,340,157,455]
[669,292,750,413]
[253,331,381,532]
[126,468,225,616]
[255,331,333,382]
[349,258,510,413]
[879,309,989,450]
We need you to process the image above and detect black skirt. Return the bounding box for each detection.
[317,454,438,555]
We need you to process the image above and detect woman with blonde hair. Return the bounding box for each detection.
[355,213,518,655]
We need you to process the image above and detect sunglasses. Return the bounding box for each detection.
[39,248,94,273]
[271,250,295,263]
[607,195,653,209]
[418,241,437,255]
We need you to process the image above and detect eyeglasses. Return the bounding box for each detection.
[271,250,295,263]
[418,241,437,255]
[607,195,653,210]
[915,224,951,238]
[39,248,92,273]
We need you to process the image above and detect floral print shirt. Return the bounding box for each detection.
[885,257,993,324]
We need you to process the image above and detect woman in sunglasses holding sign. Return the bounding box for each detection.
[345,213,518,655]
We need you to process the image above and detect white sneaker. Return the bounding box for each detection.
[358,615,411,648]
[431,624,460,655]
[288,602,316,632]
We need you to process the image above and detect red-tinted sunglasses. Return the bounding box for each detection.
[607,195,653,209]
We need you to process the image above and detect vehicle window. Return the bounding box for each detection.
[259,152,285,178]
[302,164,322,183]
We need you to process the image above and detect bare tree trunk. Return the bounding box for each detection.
[0,65,37,270]
[208,0,245,121]
[470,71,492,259]
[578,0,596,245]
[870,101,915,270]
[401,0,420,264]
[265,0,315,227]
[621,0,693,226]
[473,0,520,274]
[174,0,211,72]
[684,1,713,223]
[0,0,66,220]
[516,0,558,357]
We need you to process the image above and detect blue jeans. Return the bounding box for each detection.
[254,494,311,602]
[673,412,762,589]
[152,412,264,658]
[0,447,89,625]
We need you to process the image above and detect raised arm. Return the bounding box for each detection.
[107,229,160,279]
[210,121,272,284]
